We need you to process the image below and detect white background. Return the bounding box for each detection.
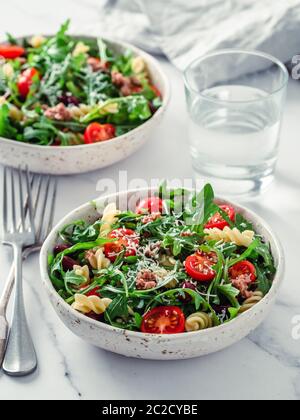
[0,0,300,400]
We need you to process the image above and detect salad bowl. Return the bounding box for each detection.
[40,188,284,360]
[0,35,170,175]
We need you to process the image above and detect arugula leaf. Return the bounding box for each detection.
[228,238,260,267]
[234,213,254,231]
[217,284,240,308]
[0,104,18,138]
[23,118,58,145]
[253,242,275,268]
[134,312,143,328]
[227,307,240,322]
[105,295,128,322]
[59,219,102,244]
[184,184,219,231]
[112,49,133,75]
[81,96,151,124]
[64,270,86,295]
[146,288,209,312]
[255,264,273,295]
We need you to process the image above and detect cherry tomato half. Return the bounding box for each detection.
[83,123,116,144]
[185,251,217,282]
[150,84,162,98]
[131,86,143,94]
[104,228,139,262]
[229,260,256,283]
[86,286,101,297]
[0,45,25,59]
[205,205,235,230]
[17,67,39,98]
[141,306,185,334]
[136,196,163,214]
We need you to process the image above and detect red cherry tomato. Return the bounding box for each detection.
[104,228,139,262]
[131,86,143,94]
[229,260,256,283]
[0,45,25,59]
[83,122,116,144]
[86,286,100,297]
[205,205,235,230]
[136,196,163,214]
[150,84,162,98]
[141,306,185,334]
[17,67,39,98]
[185,251,217,282]
[87,57,110,70]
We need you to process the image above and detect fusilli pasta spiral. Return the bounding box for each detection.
[239,291,263,313]
[100,203,120,236]
[72,294,112,315]
[69,104,93,120]
[151,266,177,289]
[131,56,146,74]
[8,105,23,122]
[164,278,178,289]
[185,312,213,332]
[73,264,90,285]
[72,41,90,57]
[29,35,46,48]
[159,254,176,268]
[86,247,110,270]
[204,226,255,247]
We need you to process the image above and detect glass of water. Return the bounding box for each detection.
[184,49,289,198]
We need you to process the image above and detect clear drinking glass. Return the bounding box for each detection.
[184,49,289,198]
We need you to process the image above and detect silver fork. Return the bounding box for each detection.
[0,168,57,376]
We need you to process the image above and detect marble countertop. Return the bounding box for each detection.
[0,0,300,401]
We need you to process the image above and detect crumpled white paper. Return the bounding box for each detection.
[84,0,300,70]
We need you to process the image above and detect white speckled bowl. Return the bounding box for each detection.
[0,37,170,175]
[40,189,284,360]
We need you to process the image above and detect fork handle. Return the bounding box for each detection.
[0,263,16,317]
[0,317,8,367]
[2,243,37,376]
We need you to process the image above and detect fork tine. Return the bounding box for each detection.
[10,168,17,232]
[32,175,43,219]
[2,167,8,234]
[46,179,57,236]
[23,172,37,220]
[25,167,35,237]
[36,176,51,242]
[18,167,25,232]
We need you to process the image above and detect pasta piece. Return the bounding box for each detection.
[239,291,263,313]
[9,105,23,122]
[72,41,90,57]
[72,294,112,315]
[185,312,213,332]
[99,202,120,236]
[2,62,14,78]
[131,56,146,74]
[69,104,92,120]
[29,35,46,48]
[164,278,178,289]
[151,266,177,289]
[159,254,176,268]
[86,247,110,270]
[99,101,119,115]
[73,264,90,286]
[204,226,255,247]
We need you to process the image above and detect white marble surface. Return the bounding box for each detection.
[0,0,300,400]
